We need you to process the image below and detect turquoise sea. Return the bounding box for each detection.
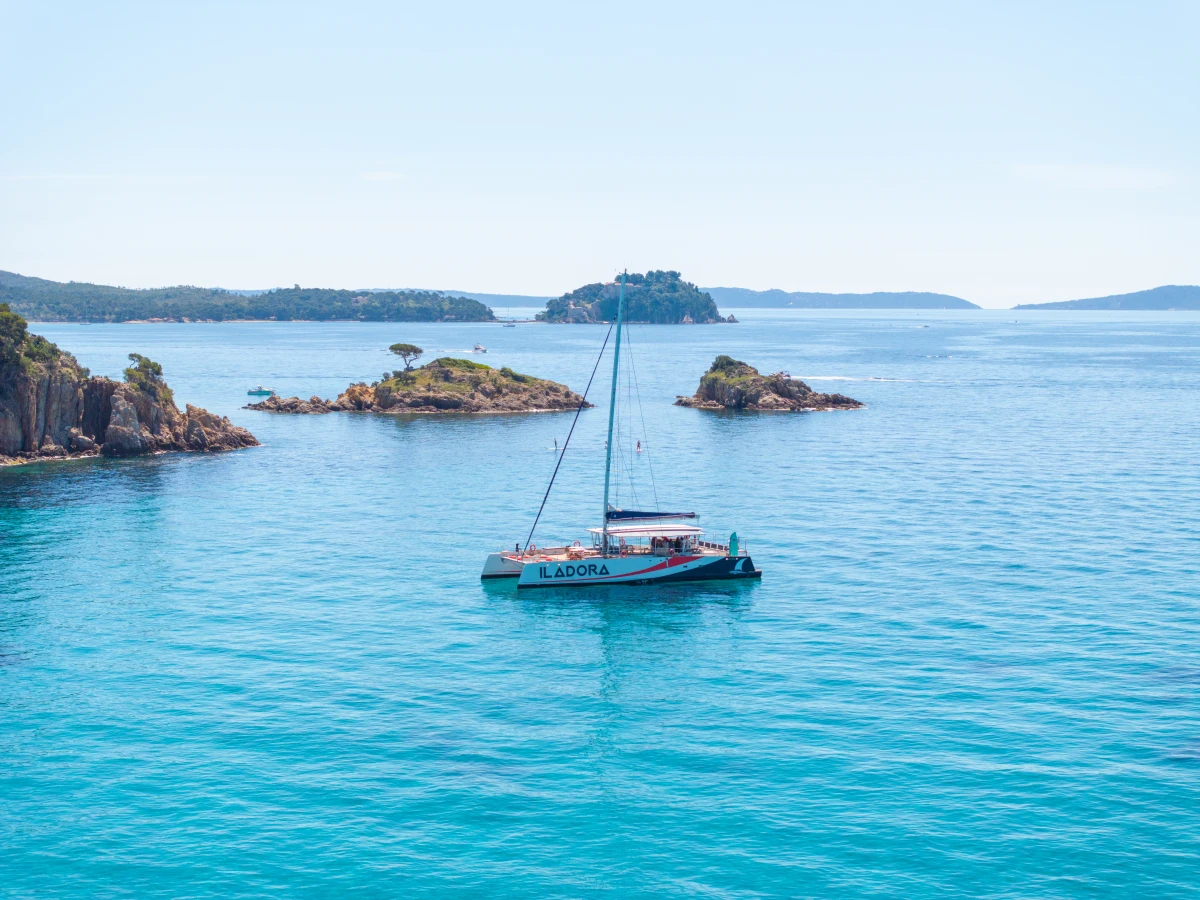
[3,310,1199,897]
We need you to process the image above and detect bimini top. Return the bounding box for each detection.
[589,523,705,538]
[605,509,697,521]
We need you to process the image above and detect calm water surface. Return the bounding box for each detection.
[3,311,1199,897]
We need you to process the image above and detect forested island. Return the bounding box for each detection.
[704,287,979,309]
[0,271,495,323]
[248,355,588,415]
[0,303,257,464]
[676,356,863,411]
[1013,285,1200,310]
[539,271,729,324]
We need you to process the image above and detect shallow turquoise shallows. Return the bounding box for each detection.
[3,311,1200,897]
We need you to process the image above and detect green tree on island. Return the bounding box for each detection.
[124,353,173,402]
[0,302,62,372]
[389,343,424,370]
[0,303,28,364]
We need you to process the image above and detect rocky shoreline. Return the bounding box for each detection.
[1,304,258,466]
[676,356,863,412]
[247,395,335,414]
[247,357,589,415]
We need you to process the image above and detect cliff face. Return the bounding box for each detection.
[0,304,258,465]
[248,357,590,415]
[0,357,83,455]
[675,356,863,412]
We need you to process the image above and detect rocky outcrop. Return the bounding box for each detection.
[94,383,257,457]
[0,304,257,465]
[178,404,259,452]
[1,376,258,465]
[245,394,334,414]
[675,356,863,411]
[100,386,152,456]
[247,357,590,416]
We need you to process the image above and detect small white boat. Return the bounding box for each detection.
[247,385,274,396]
[474,344,487,353]
[503,323,517,328]
[481,271,761,588]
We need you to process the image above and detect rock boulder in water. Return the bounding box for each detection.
[244,394,334,414]
[675,356,863,411]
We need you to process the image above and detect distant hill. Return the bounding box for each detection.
[222,287,553,309]
[0,271,495,323]
[704,287,979,309]
[540,271,727,324]
[441,291,554,308]
[1013,285,1200,310]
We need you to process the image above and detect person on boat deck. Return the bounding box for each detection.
[651,537,682,556]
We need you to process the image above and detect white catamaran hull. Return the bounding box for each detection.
[516,553,760,588]
[481,552,528,580]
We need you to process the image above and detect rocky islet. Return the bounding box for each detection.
[538,270,732,324]
[3,311,864,470]
[676,355,863,411]
[247,357,590,415]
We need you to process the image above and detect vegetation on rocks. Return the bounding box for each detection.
[123,353,173,404]
[1,302,74,376]
[538,271,729,324]
[676,355,863,411]
[248,357,589,415]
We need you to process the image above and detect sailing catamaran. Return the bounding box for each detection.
[481,271,762,588]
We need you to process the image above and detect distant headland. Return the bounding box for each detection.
[539,271,730,324]
[704,288,980,309]
[1013,285,1200,310]
[11,267,1199,319]
[0,271,494,323]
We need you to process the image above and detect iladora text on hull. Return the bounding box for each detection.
[480,271,762,589]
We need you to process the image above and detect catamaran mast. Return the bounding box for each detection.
[601,270,626,555]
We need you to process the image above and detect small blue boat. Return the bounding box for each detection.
[247,385,274,396]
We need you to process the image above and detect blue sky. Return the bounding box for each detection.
[1,1,1197,308]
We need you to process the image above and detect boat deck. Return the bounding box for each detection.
[510,542,734,564]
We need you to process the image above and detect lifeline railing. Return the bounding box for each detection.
[697,540,749,556]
